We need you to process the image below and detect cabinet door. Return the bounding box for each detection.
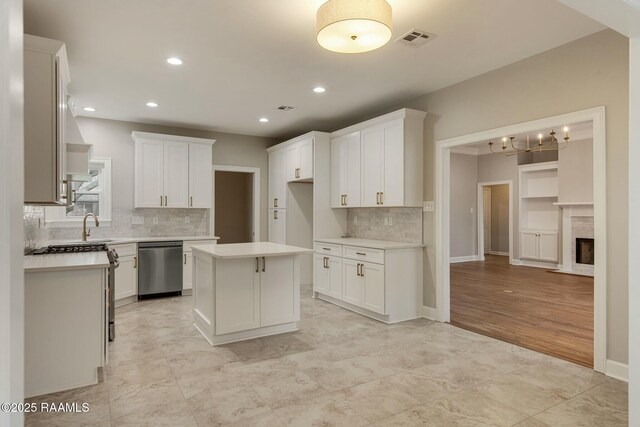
[538,232,558,262]
[269,151,278,208]
[268,209,287,244]
[135,138,164,208]
[343,259,363,306]
[327,256,343,299]
[182,251,193,290]
[286,144,300,182]
[314,254,330,294]
[215,258,260,335]
[381,119,404,206]
[261,256,299,326]
[115,256,137,300]
[269,150,287,209]
[188,143,212,208]
[361,126,383,207]
[163,141,189,208]
[361,262,385,314]
[345,132,361,207]
[520,232,538,260]
[299,138,314,180]
[330,136,346,208]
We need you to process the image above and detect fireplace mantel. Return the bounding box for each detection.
[556,203,594,277]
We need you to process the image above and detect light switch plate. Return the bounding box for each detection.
[423,201,435,212]
[152,217,159,225]
[185,216,190,224]
[131,215,144,225]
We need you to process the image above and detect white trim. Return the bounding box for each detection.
[329,108,427,138]
[489,251,509,256]
[131,131,215,146]
[211,165,260,242]
[606,359,629,382]
[449,255,482,263]
[477,180,514,265]
[421,305,438,320]
[435,106,607,373]
[512,258,560,269]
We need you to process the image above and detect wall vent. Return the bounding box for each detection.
[278,105,294,111]
[395,30,435,48]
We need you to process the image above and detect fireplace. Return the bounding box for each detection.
[576,238,595,265]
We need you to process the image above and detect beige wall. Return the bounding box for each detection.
[214,171,253,244]
[74,117,278,241]
[450,153,478,257]
[403,29,628,364]
[558,138,594,203]
[490,184,510,254]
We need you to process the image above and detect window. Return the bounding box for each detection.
[45,157,112,227]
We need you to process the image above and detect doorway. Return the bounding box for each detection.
[477,181,513,262]
[211,165,260,244]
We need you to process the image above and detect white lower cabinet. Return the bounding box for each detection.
[520,230,558,262]
[314,241,422,323]
[260,257,298,327]
[183,239,217,291]
[111,243,137,302]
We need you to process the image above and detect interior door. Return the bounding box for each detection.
[215,258,260,334]
[299,138,313,179]
[261,256,298,326]
[342,259,363,306]
[314,254,330,294]
[188,143,212,208]
[135,138,164,207]
[381,119,404,206]
[361,262,385,314]
[361,126,383,207]
[345,131,361,207]
[163,141,189,208]
[483,187,492,255]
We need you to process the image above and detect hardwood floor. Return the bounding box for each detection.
[450,255,594,367]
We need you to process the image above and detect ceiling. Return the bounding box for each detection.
[24,0,604,140]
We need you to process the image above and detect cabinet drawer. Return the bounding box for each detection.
[314,242,343,256]
[109,243,136,257]
[184,240,217,252]
[343,246,384,264]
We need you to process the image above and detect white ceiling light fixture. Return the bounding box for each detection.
[313,86,326,93]
[259,117,269,123]
[166,57,183,65]
[146,102,159,108]
[83,107,96,112]
[316,0,392,54]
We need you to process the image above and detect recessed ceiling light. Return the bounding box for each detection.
[146,102,159,108]
[166,57,183,65]
[83,107,96,112]
[313,86,326,93]
[259,117,269,123]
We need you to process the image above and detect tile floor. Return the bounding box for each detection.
[26,285,628,426]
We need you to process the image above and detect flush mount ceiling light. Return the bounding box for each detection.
[83,107,96,112]
[166,57,183,65]
[146,102,159,108]
[313,86,326,93]
[316,0,392,54]
[259,117,269,123]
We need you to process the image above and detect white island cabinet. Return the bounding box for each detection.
[192,242,312,345]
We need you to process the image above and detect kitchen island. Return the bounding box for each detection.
[191,242,312,345]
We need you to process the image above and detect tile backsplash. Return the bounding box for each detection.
[24,207,210,252]
[347,207,423,244]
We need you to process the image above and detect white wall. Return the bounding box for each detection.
[450,153,478,258]
[75,117,278,241]
[0,0,25,424]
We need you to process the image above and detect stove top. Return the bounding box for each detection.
[32,243,109,255]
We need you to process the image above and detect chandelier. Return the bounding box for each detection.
[488,127,570,156]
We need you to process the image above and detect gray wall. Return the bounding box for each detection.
[490,184,510,254]
[73,117,277,241]
[214,171,253,244]
[450,153,478,257]
[558,138,594,203]
[405,29,628,364]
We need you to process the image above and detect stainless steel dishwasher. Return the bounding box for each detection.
[137,241,183,298]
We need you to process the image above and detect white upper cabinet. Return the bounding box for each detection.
[24,35,71,205]
[330,109,426,208]
[331,132,361,208]
[286,137,314,182]
[132,132,215,208]
[268,150,287,209]
[188,143,213,208]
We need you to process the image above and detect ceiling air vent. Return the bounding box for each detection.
[395,30,435,48]
[278,106,294,111]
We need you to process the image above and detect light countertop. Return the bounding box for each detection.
[24,252,111,273]
[314,237,425,250]
[46,235,219,246]
[192,242,313,259]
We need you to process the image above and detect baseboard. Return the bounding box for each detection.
[489,251,509,256]
[605,359,629,382]
[512,258,559,270]
[421,305,438,320]
[449,255,481,263]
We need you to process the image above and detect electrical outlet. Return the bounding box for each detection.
[153,217,159,225]
[354,216,358,224]
[388,216,393,226]
[185,216,190,224]
[384,217,389,226]
[131,215,144,225]
[423,201,435,212]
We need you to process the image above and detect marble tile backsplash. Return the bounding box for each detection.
[24,206,50,253]
[347,207,423,244]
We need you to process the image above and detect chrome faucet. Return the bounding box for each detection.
[82,213,100,241]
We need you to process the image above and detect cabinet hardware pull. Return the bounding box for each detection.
[356,263,361,276]
[274,210,278,220]
[256,257,259,273]
[165,195,168,206]
[184,254,187,265]
[356,252,366,256]
[160,196,163,206]
[361,264,365,277]
[274,198,278,208]
[323,248,331,251]
[134,256,137,268]
[190,196,193,207]
[376,192,380,205]
[262,257,266,272]
[380,192,384,204]
[344,194,348,206]
[324,257,329,268]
